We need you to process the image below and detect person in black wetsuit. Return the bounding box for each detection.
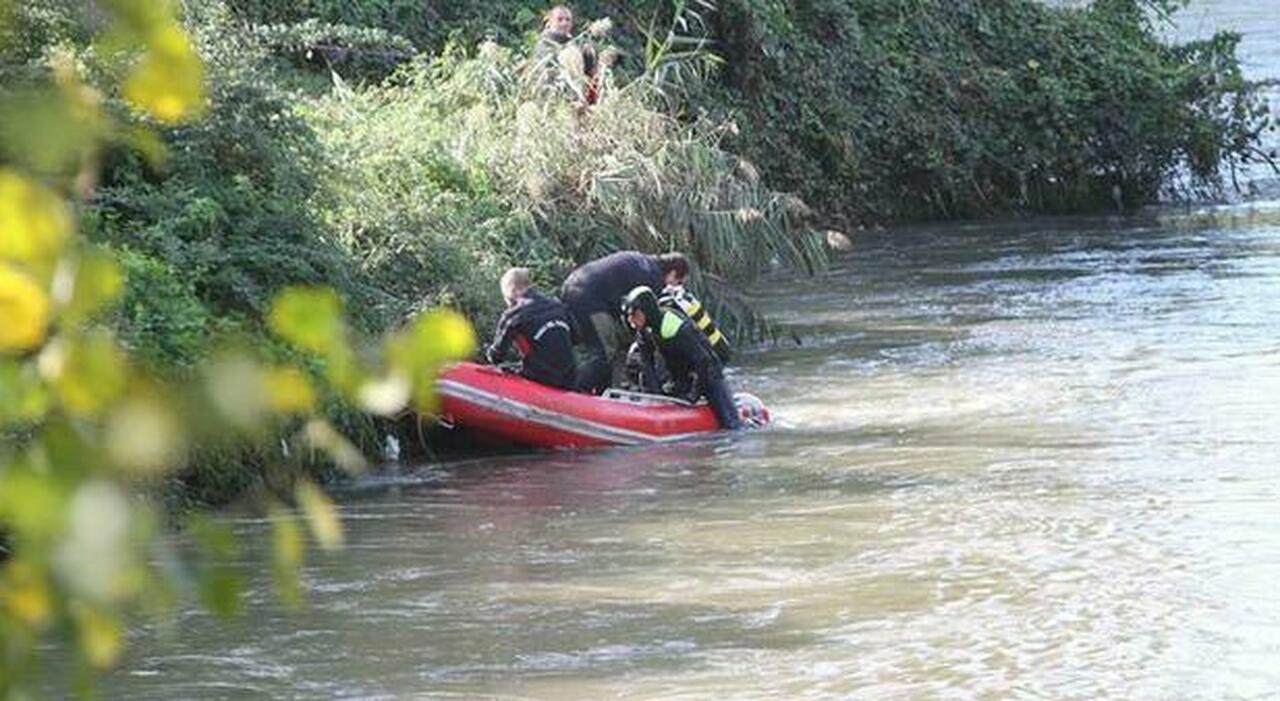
[559,251,689,393]
[622,285,741,430]
[485,267,577,389]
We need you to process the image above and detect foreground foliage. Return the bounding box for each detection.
[1,1,475,695]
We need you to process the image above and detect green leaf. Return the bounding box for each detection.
[268,287,345,356]
[0,359,49,424]
[43,333,128,417]
[123,23,206,124]
[72,604,124,670]
[270,510,305,609]
[301,419,368,475]
[60,249,124,326]
[0,89,102,177]
[264,366,316,415]
[388,309,476,413]
[295,481,344,551]
[0,467,68,544]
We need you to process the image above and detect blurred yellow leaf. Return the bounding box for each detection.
[271,510,305,608]
[388,309,476,413]
[72,605,125,670]
[0,468,66,543]
[0,169,71,267]
[415,308,477,362]
[41,333,128,417]
[269,287,345,356]
[98,0,175,38]
[1,560,53,629]
[301,419,369,474]
[123,23,206,124]
[105,395,185,475]
[123,124,168,168]
[0,88,101,176]
[55,481,138,604]
[295,481,344,551]
[356,373,410,416]
[0,264,50,353]
[273,513,304,570]
[0,359,50,423]
[204,353,270,431]
[265,366,316,414]
[59,249,124,325]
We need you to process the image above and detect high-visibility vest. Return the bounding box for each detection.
[659,285,731,363]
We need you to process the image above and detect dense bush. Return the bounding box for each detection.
[224,0,1271,224]
[703,0,1271,221]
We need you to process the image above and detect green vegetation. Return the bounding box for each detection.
[1,0,1272,691]
[1,1,474,694]
[221,0,1272,223]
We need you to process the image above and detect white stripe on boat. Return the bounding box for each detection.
[437,379,708,445]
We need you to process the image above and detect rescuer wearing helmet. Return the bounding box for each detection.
[622,285,741,430]
[560,251,690,393]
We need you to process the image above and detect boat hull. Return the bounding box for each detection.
[436,362,767,449]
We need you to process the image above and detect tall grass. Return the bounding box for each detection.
[303,33,827,332]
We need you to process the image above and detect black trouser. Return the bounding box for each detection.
[572,310,627,394]
[702,372,741,430]
[521,365,576,390]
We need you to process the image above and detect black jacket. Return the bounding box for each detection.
[486,289,577,389]
[559,251,665,318]
[634,308,723,398]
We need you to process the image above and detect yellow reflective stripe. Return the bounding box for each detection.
[708,329,724,344]
[696,315,712,331]
[683,299,702,315]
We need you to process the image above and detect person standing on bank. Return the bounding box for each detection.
[622,285,741,430]
[531,4,610,107]
[485,267,577,390]
[560,251,691,393]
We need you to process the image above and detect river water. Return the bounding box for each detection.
[47,5,1280,700]
[76,210,1280,700]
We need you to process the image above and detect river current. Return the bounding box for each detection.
[77,211,1280,701]
[51,3,1280,700]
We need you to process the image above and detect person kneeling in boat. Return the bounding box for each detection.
[622,285,741,430]
[485,267,578,390]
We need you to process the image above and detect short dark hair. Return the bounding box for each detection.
[657,252,689,278]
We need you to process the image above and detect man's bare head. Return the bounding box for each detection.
[500,267,532,306]
[544,5,573,35]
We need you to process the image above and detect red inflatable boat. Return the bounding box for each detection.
[436,362,769,449]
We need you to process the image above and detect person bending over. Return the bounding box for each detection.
[559,251,689,393]
[486,267,577,390]
[622,285,741,430]
[657,255,732,364]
